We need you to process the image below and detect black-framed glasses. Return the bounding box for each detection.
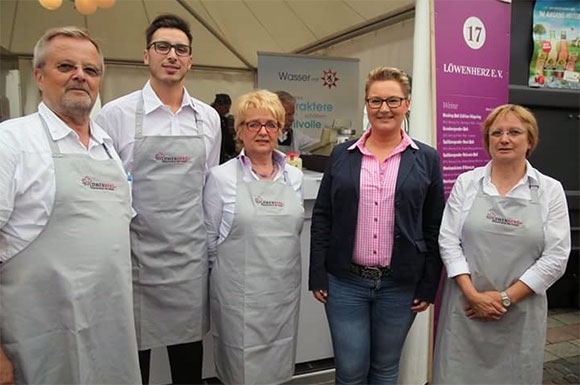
[366,97,406,109]
[147,41,192,57]
[245,120,279,133]
[55,62,102,78]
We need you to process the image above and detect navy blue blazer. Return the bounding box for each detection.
[309,138,445,302]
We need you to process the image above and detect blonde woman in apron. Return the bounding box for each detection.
[434,104,571,384]
[204,90,304,384]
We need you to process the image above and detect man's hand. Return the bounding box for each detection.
[0,347,14,385]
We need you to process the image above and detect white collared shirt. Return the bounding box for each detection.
[0,103,126,262]
[439,161,571,294]
[203,149,303,265]
[95,81,221,173]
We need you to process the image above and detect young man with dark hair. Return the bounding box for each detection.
[97,14,221,384]
[145,13,193,46]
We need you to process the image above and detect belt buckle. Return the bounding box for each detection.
[362,266,382,279]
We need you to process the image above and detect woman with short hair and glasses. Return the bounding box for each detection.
[433,104,570,385]
[203,90,304,385]
[309,66,445,385]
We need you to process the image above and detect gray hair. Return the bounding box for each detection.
[33,26,104,71]
[274,90,296,106]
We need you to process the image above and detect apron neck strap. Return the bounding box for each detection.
[38,113,113,159]
[39,112,113,159]
[136,91,203,139]
[477,175,540,202]
[235,158,244,182]
[236,156,290,184]
[529,181,540,204]
[135,95,145,139]
[39,113,61,155]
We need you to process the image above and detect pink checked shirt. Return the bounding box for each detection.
[350,129,418,267]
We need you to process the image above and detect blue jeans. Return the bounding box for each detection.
[325,273,416,385]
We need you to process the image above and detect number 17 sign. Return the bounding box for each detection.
[434,0,512,196]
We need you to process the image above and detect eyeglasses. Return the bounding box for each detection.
[490,129,525,137]
[147,41,192,57]
[366,97,406,109]
[55,63,102,78]
[245,120,279,133]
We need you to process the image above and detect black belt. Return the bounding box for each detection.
[350,263,391,279]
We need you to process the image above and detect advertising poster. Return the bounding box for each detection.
[258,52,359,144]
[434,0,511,197]
[529,0,580,89]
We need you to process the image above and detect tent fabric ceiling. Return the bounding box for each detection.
[1,0,413,70]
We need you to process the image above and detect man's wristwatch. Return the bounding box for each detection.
[500,291,512,308]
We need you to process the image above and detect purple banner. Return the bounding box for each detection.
[435,0,512,197]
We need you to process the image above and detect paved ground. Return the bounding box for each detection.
[284,308,580,385]
[543,308,580,385]
[206,308,579,384]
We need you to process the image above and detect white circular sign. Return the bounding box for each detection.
[463,16,486,50]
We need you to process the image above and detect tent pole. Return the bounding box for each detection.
[294,5,415,55]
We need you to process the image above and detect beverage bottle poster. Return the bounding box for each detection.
[434,0,512,197]
[529,0,580,89]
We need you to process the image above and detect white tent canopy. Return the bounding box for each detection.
[1,0,417,122]
[1,0,413,71]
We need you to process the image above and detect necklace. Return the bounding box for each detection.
[252,161,278,179]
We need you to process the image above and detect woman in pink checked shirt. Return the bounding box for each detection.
[309,66,445,385]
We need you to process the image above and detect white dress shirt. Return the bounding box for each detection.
[95,81,221,173]
[203,149,304,264]
[439,161,571,294]
[0,103,126,262]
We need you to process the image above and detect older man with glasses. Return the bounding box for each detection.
[96,13,221,385]
[0,26,140,384]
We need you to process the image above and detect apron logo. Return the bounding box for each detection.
[254,195,284,207]
[486,209,523,227]
[154,152,190,164]
[81,176,117,191]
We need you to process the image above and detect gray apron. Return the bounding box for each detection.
[210,163,304,384]
[0,116,140,384]
[130,95,208,349]
[433,179,546,384]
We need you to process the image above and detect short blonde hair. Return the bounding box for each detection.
[365,66,410,98]
[482,104,539,157]
[234,90,285,139]
[33,26,104,71]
